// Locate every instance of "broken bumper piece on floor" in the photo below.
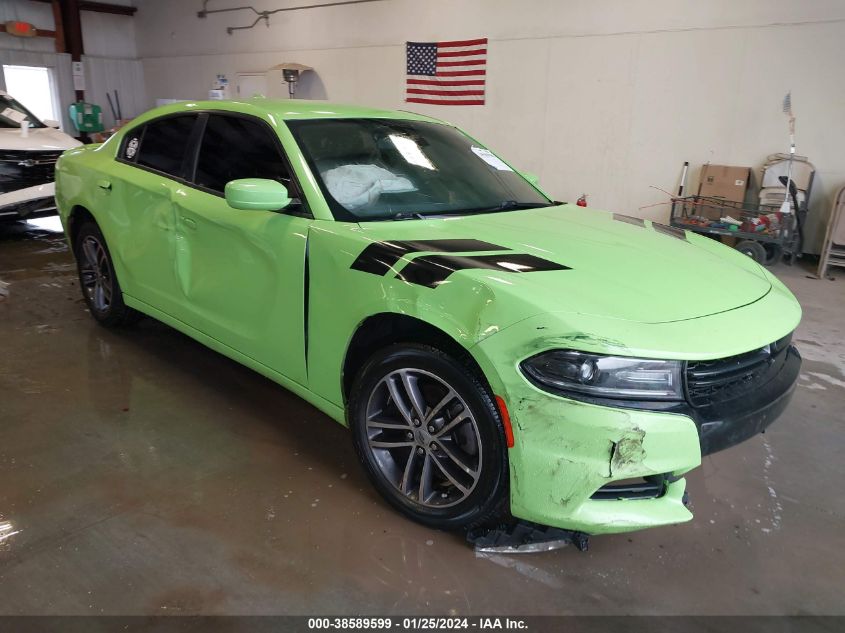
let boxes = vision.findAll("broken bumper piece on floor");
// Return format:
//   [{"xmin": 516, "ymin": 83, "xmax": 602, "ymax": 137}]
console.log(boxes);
[{"xmin": 468, "ymin": 521, "xmax": 590, "ymax": 554}]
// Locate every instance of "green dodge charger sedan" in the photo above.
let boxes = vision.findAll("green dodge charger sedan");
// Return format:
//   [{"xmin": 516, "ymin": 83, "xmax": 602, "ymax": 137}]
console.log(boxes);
[{"xmin": 55, "ymin": 98, "xmax": 801, "ymax": 535}]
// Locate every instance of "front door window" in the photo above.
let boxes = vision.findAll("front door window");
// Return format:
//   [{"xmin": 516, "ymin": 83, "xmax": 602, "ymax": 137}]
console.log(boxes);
[{"xmin": 193, "ymin": 114, "xmax": 292, "ymax": 194}]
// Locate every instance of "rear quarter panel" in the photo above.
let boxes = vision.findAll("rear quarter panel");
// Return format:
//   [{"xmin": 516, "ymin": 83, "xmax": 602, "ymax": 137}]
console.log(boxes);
[
  {"xmin": 56, "ymin": 140, "xmax": 145, "ymax": 298},
  {"xmin": 56, "ymin": 141, "xmax": 116, "ymax": 240}
]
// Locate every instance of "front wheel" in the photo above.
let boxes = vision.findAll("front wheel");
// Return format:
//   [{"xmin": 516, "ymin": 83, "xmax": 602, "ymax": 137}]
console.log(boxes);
[
  {"xmin": 348, "ymin": 344, "xmax": 509, "ymax": 530},
  {"xmin": 74, "ymin": 221, "xmax": 139, "ymax": 327}
]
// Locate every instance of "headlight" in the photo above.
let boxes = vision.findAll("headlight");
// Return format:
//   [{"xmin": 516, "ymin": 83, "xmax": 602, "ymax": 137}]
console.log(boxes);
[{"xmin": 520, "ymin": 350, "xmax": 684, "ymax": 401}]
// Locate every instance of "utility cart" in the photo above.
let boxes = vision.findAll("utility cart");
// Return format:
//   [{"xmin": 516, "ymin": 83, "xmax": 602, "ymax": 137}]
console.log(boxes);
[{"xmin": 670, "ymin": 196, "xmax": 800, "ymax": 266}]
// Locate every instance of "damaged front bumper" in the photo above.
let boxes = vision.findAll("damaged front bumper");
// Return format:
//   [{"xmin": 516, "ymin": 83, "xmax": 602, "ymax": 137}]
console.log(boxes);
[
  {"xmin": 500, "ymin": 393, "xmax": 699, "ymax": 534},
  {"xmin": 471, "ymin": 288, "xmax": 801, "ymax": 535}
]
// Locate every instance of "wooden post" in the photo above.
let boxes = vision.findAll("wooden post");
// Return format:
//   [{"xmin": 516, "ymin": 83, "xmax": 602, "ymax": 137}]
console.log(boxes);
[
  {"xmin": 61, "ymin": 0, "xmax": 85, "ymax": 101},
  {"xmin": 51, "ymin": 0, "xmax": 65, "ymax": 54}
]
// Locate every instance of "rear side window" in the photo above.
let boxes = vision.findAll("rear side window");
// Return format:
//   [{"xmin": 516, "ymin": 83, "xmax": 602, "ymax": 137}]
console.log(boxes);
[
  {"xmin": 121, "ymin": 128, "xmax": 142, "ymax": 162},
  {"xmin": 194, "ymin": 114, "xmax": 291, "ymax": 194},
  {"xmin": 134, "ymin": 115, "xmax": 197, "ymax": 177}
]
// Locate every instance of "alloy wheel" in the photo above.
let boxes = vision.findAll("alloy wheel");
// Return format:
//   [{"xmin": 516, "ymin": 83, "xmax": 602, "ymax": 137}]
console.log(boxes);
[
  {"xmin": 364, "ymin": 368, "xmax": 482, "ymax": 508},
  {"xmin": 79, "ymin": 235, "xmax": 113, "ymax": 313}
]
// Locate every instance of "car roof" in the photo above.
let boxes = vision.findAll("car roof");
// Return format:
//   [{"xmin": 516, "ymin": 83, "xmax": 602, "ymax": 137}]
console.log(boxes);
[{"xmin": 134, "ymin": 97, "xmax": 446, "ymax": 125}]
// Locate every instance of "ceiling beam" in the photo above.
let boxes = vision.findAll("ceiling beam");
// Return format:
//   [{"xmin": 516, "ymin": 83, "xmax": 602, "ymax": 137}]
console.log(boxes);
[
  {"xmin": 78, "ymin": 1, "xmax": 137, "ymax": 16},
  {"xmin": 30, "ymin": 0, "xmax": 137, "ymax": 17}
]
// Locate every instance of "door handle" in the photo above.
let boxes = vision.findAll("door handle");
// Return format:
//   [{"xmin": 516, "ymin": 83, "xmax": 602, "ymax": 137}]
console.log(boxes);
[
  {"xmin": 181, "ymin": 216, "xmax": 198, "ymax": 230},
  {"xmin": 97, "ymin": 179, "xmax": 111, "ymax": 191}
]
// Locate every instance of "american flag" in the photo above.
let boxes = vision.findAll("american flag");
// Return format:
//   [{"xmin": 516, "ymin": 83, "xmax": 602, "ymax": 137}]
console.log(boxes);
[{"xmin": 406, "ymin": 38, "xmax": 487, "ymax": 106}]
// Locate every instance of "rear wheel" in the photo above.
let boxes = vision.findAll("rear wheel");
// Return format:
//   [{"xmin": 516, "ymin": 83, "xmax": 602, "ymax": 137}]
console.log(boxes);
[
  {"xmin": 74, "ymin": 221, "xmax": 139, "ymax": 327},
  {"xmin": 348, "ymin": 344, "xmax": 509, "ymax": 530}
]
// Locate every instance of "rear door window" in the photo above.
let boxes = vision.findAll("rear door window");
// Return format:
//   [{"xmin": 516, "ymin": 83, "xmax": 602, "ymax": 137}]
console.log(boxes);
[
  {"xmin": 134, "ymin": 115, "xmax": 197, "ymax": 178},
  {"xmin": 193, "ymin": 114, "xmax": 291, "ymax": 194}
]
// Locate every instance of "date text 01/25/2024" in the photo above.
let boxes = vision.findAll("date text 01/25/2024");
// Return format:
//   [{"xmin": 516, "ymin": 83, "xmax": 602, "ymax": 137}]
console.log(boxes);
[{"xmin": 307, "ymin": 617, "xmax": 528, "ymax": 630}]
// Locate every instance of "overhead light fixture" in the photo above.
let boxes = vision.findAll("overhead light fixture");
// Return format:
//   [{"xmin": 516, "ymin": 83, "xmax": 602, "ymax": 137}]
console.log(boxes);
[{"xmin": 270, "ymin": 63, "xmax": 313, "ymax": 98}]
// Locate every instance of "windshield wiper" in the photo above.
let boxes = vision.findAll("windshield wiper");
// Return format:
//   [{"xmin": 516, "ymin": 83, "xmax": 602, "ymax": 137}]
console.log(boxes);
[{"xmin": 458, "ymin": 200, "xmax": 556, "ymax": 215}]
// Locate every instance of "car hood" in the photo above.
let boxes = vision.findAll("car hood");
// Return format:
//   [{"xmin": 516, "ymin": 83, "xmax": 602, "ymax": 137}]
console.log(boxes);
[
  {"xmin": 356, "ymin": 204, "xmax": 772, "ymax": 324},
  {"xmin": 0, "ymin": 127, "xmax": 82, "ymax": 151}
]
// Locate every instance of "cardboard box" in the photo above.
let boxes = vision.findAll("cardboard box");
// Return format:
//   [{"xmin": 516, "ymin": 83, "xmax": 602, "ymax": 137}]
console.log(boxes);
[{"xmin": 698, "ymin": 164, "xmax": 751, "ymax": 203}]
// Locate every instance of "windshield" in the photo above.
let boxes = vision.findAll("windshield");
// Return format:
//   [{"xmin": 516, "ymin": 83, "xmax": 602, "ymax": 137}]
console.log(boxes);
[
  {"xmin": 287, "ymin": 118, "xmax": 552, "ymax": 221},
  {"xmin": 0, "ymin": 93, "xmax": 45, "ymax": 129}
]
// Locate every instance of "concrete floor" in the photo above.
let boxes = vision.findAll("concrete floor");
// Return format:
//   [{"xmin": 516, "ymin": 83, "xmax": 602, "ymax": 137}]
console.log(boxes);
[{"xmin": 1, "ymin": 217, "xmax": 844, "ymax": 616}]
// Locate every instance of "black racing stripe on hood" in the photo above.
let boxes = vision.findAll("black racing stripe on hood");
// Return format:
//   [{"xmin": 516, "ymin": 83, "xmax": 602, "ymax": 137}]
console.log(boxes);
[
  {"xmin": 351, "ymin": 239, "xmax": 506, "ymax": 275},
  {"xmin": 396, "ymin": 253, "xmax": 570, "ymax": 288}
]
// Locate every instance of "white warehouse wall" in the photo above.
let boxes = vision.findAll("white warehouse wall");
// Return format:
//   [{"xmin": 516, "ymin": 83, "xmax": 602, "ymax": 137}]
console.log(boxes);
[
  {"xmin": 0, "ymin": 0, "xmax": 55, "ymax": 53},
  {"xmin": 0, "ymin": 0, "xmax": 145, "ymax": 130},
  {"xmin": 0, "ymin": 0, "xmax": 138, "ymax": 57},
  {"xmin": 135, "ymin": 1, "xmax": 845, "ymax": 250}
]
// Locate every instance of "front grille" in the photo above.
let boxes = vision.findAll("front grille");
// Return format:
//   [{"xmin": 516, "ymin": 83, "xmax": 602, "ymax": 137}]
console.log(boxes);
[
  {"xmin": 685, "ymin": 333, "xmax": 793, "ymax": 407},
  {"xmin": 0, "ymin": 149, "xmax": 62, "ymax": 194}
]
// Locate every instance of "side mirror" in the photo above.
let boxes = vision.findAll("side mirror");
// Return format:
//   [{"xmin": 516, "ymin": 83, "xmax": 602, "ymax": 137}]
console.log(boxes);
[
  {"xmin": 521, "ymin": 171, "xmax": 540, "ymax": 187},
  {"xmin": 224, "ymin": 178, "xmax": 292, "ymax": 211},
  {"xmin": 43, "ymin": 119, "xmax": 61, "ymax": 129}
]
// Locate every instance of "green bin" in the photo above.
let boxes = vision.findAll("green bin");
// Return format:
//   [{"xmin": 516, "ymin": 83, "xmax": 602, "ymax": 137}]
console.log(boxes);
[{"xmin": 68, "ymin": 101, "xmax": 104, "ymax": 133}]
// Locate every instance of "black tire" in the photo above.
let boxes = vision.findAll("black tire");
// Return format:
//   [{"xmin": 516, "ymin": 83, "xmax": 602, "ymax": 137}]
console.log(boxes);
[
  {"xmin": 74, "ymin": 221, "xmax": 139, "ymax": 327},
  {"xmin": 735, "ymin": 240, "xmax": 767, "ymax": 264},
  {"xmin": 348, "ymin": 343, "xmax": 509, "ymax": 531},
  {"xmin": 762, "ymin": 243, "xmax": 784, "ymax": 267}
]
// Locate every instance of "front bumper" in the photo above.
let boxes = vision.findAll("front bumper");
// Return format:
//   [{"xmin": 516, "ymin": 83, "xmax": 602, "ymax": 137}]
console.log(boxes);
[
  {"xmin": 505, "ymin": 393, "xmax": 699, "ymax": 534},
  {"xmin": 494, "ymin": 350, "xmax": 797, "ymax": 535},
  {"xmin": 471, "ymin": 291, "xmax": 801, "ymax": 534}
]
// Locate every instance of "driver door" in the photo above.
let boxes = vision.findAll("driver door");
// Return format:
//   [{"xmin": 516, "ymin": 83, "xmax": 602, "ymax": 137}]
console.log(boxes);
[{"xmin": 171, "ymin": 113, "xmax": 311, "ymax": 385}]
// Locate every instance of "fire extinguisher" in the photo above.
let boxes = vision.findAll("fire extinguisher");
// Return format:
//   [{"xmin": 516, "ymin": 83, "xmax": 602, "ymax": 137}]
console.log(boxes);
[{"xmin": 576, "ymin": 194, "xmax": 588, "ymax": 207}]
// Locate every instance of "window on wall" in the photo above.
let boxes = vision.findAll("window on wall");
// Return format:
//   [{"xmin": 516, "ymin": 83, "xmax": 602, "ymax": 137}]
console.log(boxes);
[{"xmin": 2, "ymin": 65, "xmax": 58, "ymax": 123}]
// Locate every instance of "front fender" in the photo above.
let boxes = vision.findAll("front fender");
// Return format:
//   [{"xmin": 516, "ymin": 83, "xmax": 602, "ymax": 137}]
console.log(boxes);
[{"xmin": 305, "ymin": 223, "xmax": 542, "ymax": 408}]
